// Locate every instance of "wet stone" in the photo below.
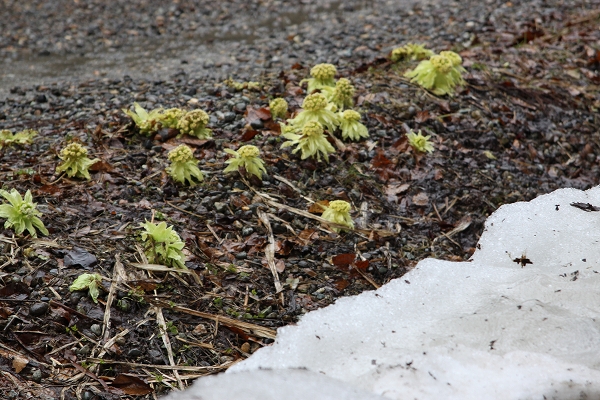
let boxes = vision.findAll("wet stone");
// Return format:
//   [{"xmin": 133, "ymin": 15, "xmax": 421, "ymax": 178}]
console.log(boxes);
[
  {"xmin": 32, "ymin": 369, "xmax": 42, "ymax": 383},
  {"xmin": 76, "ymin": 345, "xmax": 91, "ymax": 355},
  {"xmin": 242, "ymin": 227, "xmax": 254, "ymax": 236},
  {"xmin": 214, "ymin": 202, "xmax": 227, "ymax": 212},
  {"xmin": 234, "ymin": 102, "xmax": 246, "ymax": 112},
  {"xmin": 235, "ymin": 252, "xmax": 247, "ymax": 260},
  {"xmin": 127, "ymin": 348, "xmax": 142, "ymax": 357},
  {"xmin": 250, "ymin": 119, "xmax": 264, "ymax": 129},
  {"xmin": 223, "ymin": 111, "xmax": 236, "ymax": 122},
  {"xmin": 29, "ymin": 302, "xmax": 49, "ymax": 316},
  {"xmin": 90, "ymin": 324, "xmax": 102, "ymax": 336},
  {"xmin": 64, "ymin": 247, "xmax": 97, "ymax": 269}
]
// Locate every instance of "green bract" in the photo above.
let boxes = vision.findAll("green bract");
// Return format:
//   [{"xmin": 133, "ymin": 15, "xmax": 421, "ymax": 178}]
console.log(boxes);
[
  {"xmin": 391, "ymin": 43, "xmax": 434, "ymax": 62},
  {"xmin": 321, "ymin": 200, "xmax": 354, "ymax": 232},
  {"xmin": 56, "ymin": 143, "xmax": 100, "ymax": 180},
  {"xmin": 338, "ymin": 110, "xmax": 369, "ymax": 141},
  {"xmin": 281, "ymin": 120, "xmax": 335, "ymax": 162},
  {"xmin": 69, "ymin": 273, "xmax": 103, "ymax": 303},
  {"xmin": 177, "ymin": 109, "xmax": 212, "ymax": 139},
  {"xmin": 0, "ymin": 189, "xmax": 48, "ymax": 237},
  {"xmin": 407, "ymin": 130, "xmax": 434, "ymax": 153},
  {"xmin": 269, "ymin": 98, "xmax": 288, "ymax": 120},
  {"xmin": 141, "ymin": 221, "xmax": 187, "ymax": 269},
  {"xmin": 223, "ymin": 145, "xmax": 267, "ymax": 179},
  {"xmin": 404, "ymin": 51, "xmax": 466, "ymax": 96},
  {"xmin": 303, "ymin": 63, "xmax": 337, "ymax": 93},
  {"xmin": 123, "ymin": 102, "xmax": 164, "ymax": 135},
  {"xmin": 0, "ymin": 129, "xmax": 37, "ymax": 149},
  {"xmin": 287, "ymin": 93, "xmax": 338, "ymax": 132},
  {"xmin": 167, "ymin": 145, "xmax": 204, "ymax": 186}
]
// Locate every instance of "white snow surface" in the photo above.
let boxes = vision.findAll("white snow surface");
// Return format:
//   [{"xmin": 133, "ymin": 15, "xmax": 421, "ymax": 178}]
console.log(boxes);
[{"xmin": 164, "ymin": 187, "xmax": 600, "ymax": 400}]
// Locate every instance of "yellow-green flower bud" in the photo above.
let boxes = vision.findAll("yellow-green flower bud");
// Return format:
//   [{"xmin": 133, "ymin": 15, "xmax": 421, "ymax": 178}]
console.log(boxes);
[
  {"xmin": 177, "ymin": 109, "xmax": 212, "ymax": 139},
  {"xmin": 237, "ymin": 144, "xmax": 260, "ymax": 158},
  {"xmin": 269, "ymin": 98, "xmax": 288, "ymax": 120},
  {"xmin": 161, "ymin": 108, "xmax": 185, "ymax": 129},
  {"xmin": 341, "ymin": 110, "xmax": 361, "ymax": 122},
  {"xmin": 430, "ymin": 55, "xmax": 453, "ymax": 74},
  {"xmin": 302, "ymin": 93, "xmax": 328, "ymax": 112},
  {"xmin": 303, "ymin": 121, "xmax": 324, "ymax": 137},
  {"xmin": 321, "ymin": 200, "xmax": 354, "ymax": 232},
  {"xmin": 310, "ymin": 63, "xmax": 337, "ymax": 81},
  {"xmin": 168, "ymin": 144, "xmax": 195, "ymax": 163},
  {"xmin": 60, "ymin": 143, "xmax": 88, "ymax": 160},
  {"xmin": 407, "ymin": 130, "xmax": 434, "ymax": 154},
  {"xmin": 439, "ymin": 51, "xmax": 462, "ymax": 67}
]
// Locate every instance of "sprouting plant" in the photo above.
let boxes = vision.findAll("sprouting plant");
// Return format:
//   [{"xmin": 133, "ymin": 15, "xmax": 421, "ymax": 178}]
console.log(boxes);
[
  {"xmin": 321, "ymin": 200, "xmax": 354, "ymax": 232},
  {"xmin": 404, "ymin": 51, "xmax": 466, "ymax": 96},
  {"xmin": 0, "ymin": 189, "xmax": 48, "ymax": 237},
  {"xmin": 123, "ymin": 102, "xmax": 164, "ymax": 135},
  {"xmin": 281, "ymin": 120, "xmax": 335, "ymax": 162},
  {"xmin": 338, "ymin": 110, "xmax": 369, "ymax": 141},
  {"xmin": 55, "ymin": 142, "xmax": 100, "ymax": 180},
  {"xmin": 322, "ymin": 78, "xmax": 356, "ymax": 110},
  {"xmin": 160, "ymin": 108, "xmax": 185, "ymax": 129},
  {"xmin": 177, "ymin": 109, "xmax": 212, "ymax": 139},
  {"xmin": 223, "ymin": 145, "xmax": 267, "ymax": 179},
  {"xmin": 69, "ymin": 273, "xmax": 103, "ymax": 303},
  {"xmin": 140, "ymin": 221, "xmax": 187, "ymax": 269},
  {"xmin": 0, "ymin": 129, "xmax": 37, "ymax": 149},
  {"xmin": 287, "ymin": 93, "xmax": 338, "ymax": 132},
  {"xmin": 302, "ymin": 63, "xmax": 337, "ymax": 93},
  {"xmin": 166, "ymin": 144, "xmax": 204, "ymax": 186},
  {"xmin": 407, "ymin": 129, "xmax": 434, "ymax": 153},
  {"xmin": 224, "ymin": 78, "xmax": 261, "ymax": 91},
  {"xmin": 391, "ymin": 43, "xmax": 434, "ymax": 62},
  {"xmin": 269, "ymin": 98, "xmax": 288, "ymax": 120}
]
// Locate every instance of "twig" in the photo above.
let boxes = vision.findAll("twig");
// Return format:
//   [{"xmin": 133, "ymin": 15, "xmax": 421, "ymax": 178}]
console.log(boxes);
[
  {"xmin": 86, "ymin": 358, "xmax": 234, "ymax": 371},
  {"xmin": 154, "ymin": 306, "xmax": 184, "ymax": 390},
  {"xmin": 148, "ymin": 299, "xmax": 276, "ymax": 339},
  {"xmin": 257, "ymin": 210, "xmax": 284, "ymax": 294}
]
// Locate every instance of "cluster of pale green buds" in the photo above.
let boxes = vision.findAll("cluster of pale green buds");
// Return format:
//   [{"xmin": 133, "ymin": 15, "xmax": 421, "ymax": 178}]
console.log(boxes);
[{"xmin": 56, "ymin": 142, "xmax": 100, "ymax": 180}]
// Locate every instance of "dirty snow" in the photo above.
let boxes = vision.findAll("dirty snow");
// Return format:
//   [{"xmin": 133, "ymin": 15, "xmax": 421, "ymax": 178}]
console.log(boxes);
[{"xmin": 164, "ymin": 187, "xmax": 600, "ymax": 399}]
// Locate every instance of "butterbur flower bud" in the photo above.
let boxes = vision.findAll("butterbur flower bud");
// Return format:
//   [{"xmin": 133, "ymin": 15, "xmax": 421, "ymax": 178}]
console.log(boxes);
[
  {"xmin": 160, "ymin": 108, "xmax": 185, "ymax": 129},
  {"xmin": 303, "ymin": 63, "xmax": 337, "ymax": 93},
  {"xmin": 302, "ymin": 93, "xmax": 328, "ymax": 111},
  {"xmin": 177, "ymin": 109, "xmax": 212, "ymax": 139},
  {"xmin": 269, "ymin": 98, "xmax": 288, "ymax": 120},
  {"xmin": 281, "ymin": 121, "xmax": 335, "ymax": 162},
  {"xmin": 391, "ymin": 43, "xmax": 434, "ymax": 62},
  {"xmin": 323, "ymin": 78, "xmax": 356, "ymax": 110},
  {"xmin": 285, "ymin": 93, "xmax": 339, "ymax": 133},
  {"xmin": 321, "ymin": 200, "xmax": 354, "ymax": 232},
  {"xmin": 167, "ymin": 144, "xmax": 204, "ymax": 186},
  {"xmin": 223, "ymin": 145, "xmax": 267, "ymax": 179},
  {"xmin": 56, "ymin": 143, "xmax": 99, "ymax": 180},
  {"xmin": 404, "ymin": 52, "xmax": 466, "ymax": 96},
  {"xmin": 338, "ymin": 110, "xmax": 369, "ymax": 141},
  {"xmin": 407, "ymin": 130, "xmax": 434, "ymax": 154}
]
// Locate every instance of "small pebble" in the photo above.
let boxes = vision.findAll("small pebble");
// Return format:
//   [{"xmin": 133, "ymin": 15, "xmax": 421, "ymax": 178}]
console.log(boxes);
[
  {"xmin": 90, "ymin": 324, "xmax": 102, "ymax": 336},
  {"xmin": 214, "ymin": 202, "xmax": 227, "ymax": 212},
  {"xmin": 32, "ymin": 369, "xmax": 42, "ymax": 383},
  {"xmin": 235, "ymin": 252, "xmax": 247, "ymax": 260},
  {"xmin": 127, "ymin": 348, "xmax": 142, "ymax": 357},
  {"xmin": 29, "ymin": 303, "xmax": 49, "ymax": 317},
  {"xmin": 242, "ymin": 227, "xmax": 254, "ymax": 236}
]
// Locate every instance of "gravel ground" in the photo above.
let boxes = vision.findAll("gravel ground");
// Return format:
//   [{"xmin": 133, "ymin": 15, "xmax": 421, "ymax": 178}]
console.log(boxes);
[{"xmin": 0, "ymin": 0, "xmax": 599, "ymax": 398}]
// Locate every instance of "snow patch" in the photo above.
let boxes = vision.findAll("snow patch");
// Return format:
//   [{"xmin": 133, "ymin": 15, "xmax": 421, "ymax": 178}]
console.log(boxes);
[{"xmin": 164, "ymin": 187, "xmax": 600, "ymax": 399}]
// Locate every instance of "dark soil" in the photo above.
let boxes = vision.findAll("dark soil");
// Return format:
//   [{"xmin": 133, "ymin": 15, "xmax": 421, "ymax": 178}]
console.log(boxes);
[{"xmin": 0, "ymin": 0, "xmax": 599, "ymax": 398}]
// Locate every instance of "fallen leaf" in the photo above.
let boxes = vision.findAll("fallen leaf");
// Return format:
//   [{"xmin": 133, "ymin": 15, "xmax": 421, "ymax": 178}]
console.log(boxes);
[
  {"xmin": 412, "ymin": 192, "xmax": 429, "ymax": 206},
  {"xmin": 111, "ymin": 374, "xmax": 153, "ymax": 395},
  {"xmin": 12, "ymin": 356, "xmax": 29, "ymax": 373},
  {"xmin": 308, "ymin": 201, "xmax": 329, "ymax": 214},
  {"xmin": 333, "ymin": 278, "xmax": 350, "ymax": 291},
  {"xmin": 332, "ymin": 253, "xmax": 356, "ymax": 267},
  {"xmin": 385, "ymin": 183, "xmax": 410, "ymax": 203},
  {"xmin": 355, "ymin": 260, "xmax": 370, "ymax": 271}
]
